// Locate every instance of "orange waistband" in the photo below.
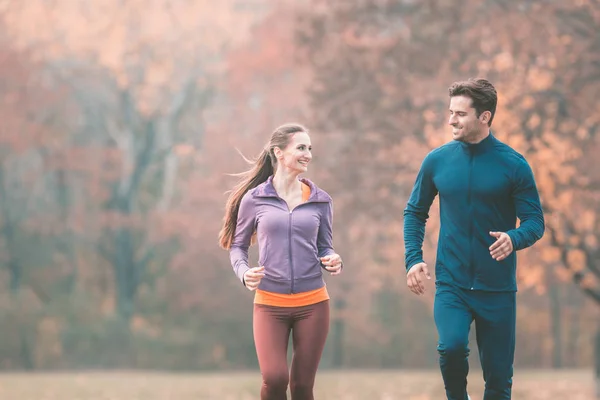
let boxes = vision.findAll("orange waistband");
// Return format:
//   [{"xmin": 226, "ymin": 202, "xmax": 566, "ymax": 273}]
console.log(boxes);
[{"xmin": 254, "ymin": 286, "xmax": 329, "ymax": 307}]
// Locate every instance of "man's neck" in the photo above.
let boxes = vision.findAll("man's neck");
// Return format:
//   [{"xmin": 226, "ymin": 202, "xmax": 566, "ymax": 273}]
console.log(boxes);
[{"xmin": 464, "ymin": 129, "xmax": 490, "ymax": 144}]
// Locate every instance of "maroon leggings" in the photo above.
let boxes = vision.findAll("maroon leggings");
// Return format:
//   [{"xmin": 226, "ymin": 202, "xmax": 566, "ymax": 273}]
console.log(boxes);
[{"xmin": 253, "ymin": 300, "xmax": 330, "ymax": 400}]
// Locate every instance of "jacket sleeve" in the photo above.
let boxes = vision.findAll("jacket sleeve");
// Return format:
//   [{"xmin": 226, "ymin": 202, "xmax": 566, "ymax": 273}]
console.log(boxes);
[
  {"xmin": 229, "ymin": 192, "xmax": 256, "ymax": 284},
  {"xmin": 403, "ymin": 152, "xmax": 438, "ymax": 272},
  {"xmin": 506, "ymin": 159, "xmax": 545, "ymax": 250},
  {"xmin": 317, "ymin": 200, "xmax": 336, "ymax": 260}
]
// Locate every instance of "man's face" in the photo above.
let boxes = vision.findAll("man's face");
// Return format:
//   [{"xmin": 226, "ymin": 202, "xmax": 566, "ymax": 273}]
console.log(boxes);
[{"xmin": 448, "ymin": 95, "xmax": 483, "ymax": 143}]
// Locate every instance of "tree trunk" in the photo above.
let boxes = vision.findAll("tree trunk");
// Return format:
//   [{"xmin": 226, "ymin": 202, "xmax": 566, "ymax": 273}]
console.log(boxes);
[
  {"xmin": 595, "ymin": 325, "xmax": 600, "ymax": 398},
  {"xmin": 0, "ymin": 169, "xmax": 22, "ymax": 292},
  {"xmin": 105, "ymin": 119, "xmax": 157, "ymax": 323},
  {"xmin": 548, "ymin": 276, "xmax": 563, "ymax": 368},
  {"xmin": 113, "ymin": 229, "xmax": 136, "ymax": 324},
  {"xmin": 19, "ymin": 325, "xmax": 34, "ymax": 370},
  {"xmin": 565, "ymin": 285, "xmax": 582, "ymax": 367},
  {"xmin": 55, "ymin": 168, "xmax": 78, "ymax": 293}
]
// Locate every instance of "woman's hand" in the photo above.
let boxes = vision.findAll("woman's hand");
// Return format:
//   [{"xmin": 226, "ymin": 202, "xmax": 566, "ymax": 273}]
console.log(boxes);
[
  {"xmin": 243, "ymin": 266, "xmax": 265, "ymax": 290},
  {"xmin": 320, "ymin": 254, "xmax": 343, "ymax": 275}
]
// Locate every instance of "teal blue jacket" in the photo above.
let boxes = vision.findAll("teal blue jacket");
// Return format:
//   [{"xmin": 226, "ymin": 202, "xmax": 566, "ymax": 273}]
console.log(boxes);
[{"xmin": 403, "ymin": 133, "xmax": 544, "ymax": 291}]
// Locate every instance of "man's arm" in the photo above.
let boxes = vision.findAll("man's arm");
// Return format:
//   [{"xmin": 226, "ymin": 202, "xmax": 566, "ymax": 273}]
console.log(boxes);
[
  {"xmin": 403, "ymin": 153, "xmax": 438, "ymax": 271},
  {"xmin": 506, "ymin": 158, "xmax": 545, "ymax": 250}
]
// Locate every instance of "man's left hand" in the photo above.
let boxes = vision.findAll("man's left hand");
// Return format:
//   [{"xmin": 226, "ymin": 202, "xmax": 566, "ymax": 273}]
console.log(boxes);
[{"xmin": 489, "ymin": 231, "xmax": 514, "ymax": 261}]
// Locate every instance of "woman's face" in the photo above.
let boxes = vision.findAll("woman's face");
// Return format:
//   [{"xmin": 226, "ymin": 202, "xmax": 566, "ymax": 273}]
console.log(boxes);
[{"xmin": 277, "ymin": 132, "xmax": 312, "ymax": 174}]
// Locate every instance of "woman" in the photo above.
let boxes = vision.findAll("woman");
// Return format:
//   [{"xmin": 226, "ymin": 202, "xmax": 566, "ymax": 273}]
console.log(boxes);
[{"xmin": 219, "ymin": 123, "xmax": 343, "ymax": 400}]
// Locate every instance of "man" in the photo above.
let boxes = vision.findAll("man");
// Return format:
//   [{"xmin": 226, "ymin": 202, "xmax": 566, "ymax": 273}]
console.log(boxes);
[{"xmin": 403, "ymin": 78, "xmax": 545, "ymax": 400}]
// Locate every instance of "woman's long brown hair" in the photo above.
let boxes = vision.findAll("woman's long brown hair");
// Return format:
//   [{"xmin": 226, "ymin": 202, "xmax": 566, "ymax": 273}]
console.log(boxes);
[{"xmin": 218, "ymin": 123, "xmax": 308, "ymax": 250}]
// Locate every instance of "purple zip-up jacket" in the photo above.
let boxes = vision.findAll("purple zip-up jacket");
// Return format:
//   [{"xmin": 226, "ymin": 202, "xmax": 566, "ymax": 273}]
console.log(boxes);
[{"xmin": 229, "ymin": 176, "xmax": 337, "ymax": 294}]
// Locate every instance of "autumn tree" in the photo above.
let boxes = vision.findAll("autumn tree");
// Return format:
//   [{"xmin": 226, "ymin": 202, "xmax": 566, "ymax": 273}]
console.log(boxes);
[
  {"xmin": 0, "ymin": 0, "xmax": 271, "ymax": 368},
  {"xmin": 0, "ymin": 27, "xmax": 71, "ymax": 368},
  {"xmin": 5, "ymin": 1, "xmax": 240, "ymax": 328},
  {"xmin": 297, "ymin": 0, "xmax": 600, "ymax": 368}
]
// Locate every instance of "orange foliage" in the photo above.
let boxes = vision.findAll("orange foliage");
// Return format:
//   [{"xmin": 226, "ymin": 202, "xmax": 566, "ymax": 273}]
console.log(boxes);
[{"xmin": 298, "ymin": 0, "xmax": 600, "ymax": 305}]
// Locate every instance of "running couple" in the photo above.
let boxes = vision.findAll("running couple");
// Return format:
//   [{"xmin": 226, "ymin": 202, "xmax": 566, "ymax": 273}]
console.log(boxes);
[{"xmin": 220, "ymin": 78, "xmax": 545, "ymax": 400}]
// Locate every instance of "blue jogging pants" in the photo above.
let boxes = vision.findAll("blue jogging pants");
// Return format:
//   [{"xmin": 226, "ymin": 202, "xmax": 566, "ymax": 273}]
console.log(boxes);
[{"xmin": 434, "ymin": 283, "xmax": 516, "ymax": 400}]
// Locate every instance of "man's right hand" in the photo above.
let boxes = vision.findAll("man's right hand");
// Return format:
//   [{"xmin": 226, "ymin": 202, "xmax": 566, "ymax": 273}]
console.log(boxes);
[
  {"xmin": 406, "ymin": 262, "xmax": 431, "ymax": 295},
  {"xmin": 243, "ymin": 266, "xmax": 265, "ymax": 291}
]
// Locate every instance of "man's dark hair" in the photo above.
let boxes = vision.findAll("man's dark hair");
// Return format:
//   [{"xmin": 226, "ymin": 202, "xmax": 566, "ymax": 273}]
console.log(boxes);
[{"xmin": 449, "ymin": 78, "xmax": 497, "ymax": 127}]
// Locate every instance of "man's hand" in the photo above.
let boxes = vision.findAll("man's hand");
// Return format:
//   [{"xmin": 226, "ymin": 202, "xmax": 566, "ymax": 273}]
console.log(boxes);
[
  {"xmin": 406, "ymin": 262, "xmax": 431, "ymax": 295},
  {"xmin": 321, "ymin": 254, "xmax": 343, "ymax": 275},
  {"xmin": 243, "ymin": 266, "xmax": 265, "ymax": 291},
  {"xmin": 489, "ymin": 231, "xmax": 514, "ymax": 261}
]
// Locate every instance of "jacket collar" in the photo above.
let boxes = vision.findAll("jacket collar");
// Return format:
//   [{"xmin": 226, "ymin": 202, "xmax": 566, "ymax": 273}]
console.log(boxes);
[
  {"xmin": 460, "ymin": 131, "xmax": 496, "ymax": 154},
  {"xmin": 254, "ymin": 175, "xmax": 331, "ymax": 203}
]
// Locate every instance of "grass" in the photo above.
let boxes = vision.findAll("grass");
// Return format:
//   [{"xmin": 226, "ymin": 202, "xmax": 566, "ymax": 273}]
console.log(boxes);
[{"xmin": 0, "ymin": 369, "xmax": 594, "ymax": 399}]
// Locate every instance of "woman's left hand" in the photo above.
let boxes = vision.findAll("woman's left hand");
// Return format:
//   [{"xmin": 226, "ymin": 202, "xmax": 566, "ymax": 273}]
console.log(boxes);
[{"xmin": 320, "ymin": 254, "xmax": 343, "ymax": 275}]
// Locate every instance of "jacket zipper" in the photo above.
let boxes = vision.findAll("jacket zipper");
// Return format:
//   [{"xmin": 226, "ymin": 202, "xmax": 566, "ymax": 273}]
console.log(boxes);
[
  {"xmin": 289, "ymin": 210, "xmax": 294, "ymax": 294},
  {"xmin": 286, "ymin": 201, "xmax": 313, "ymax": 294},
  {"xmin": 272, "ymin": 197, "xmax": 317, "ymax": 295},
  {"xmin": 468, "ymin": 151, "xmax": 474, "ymax": 290}
]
